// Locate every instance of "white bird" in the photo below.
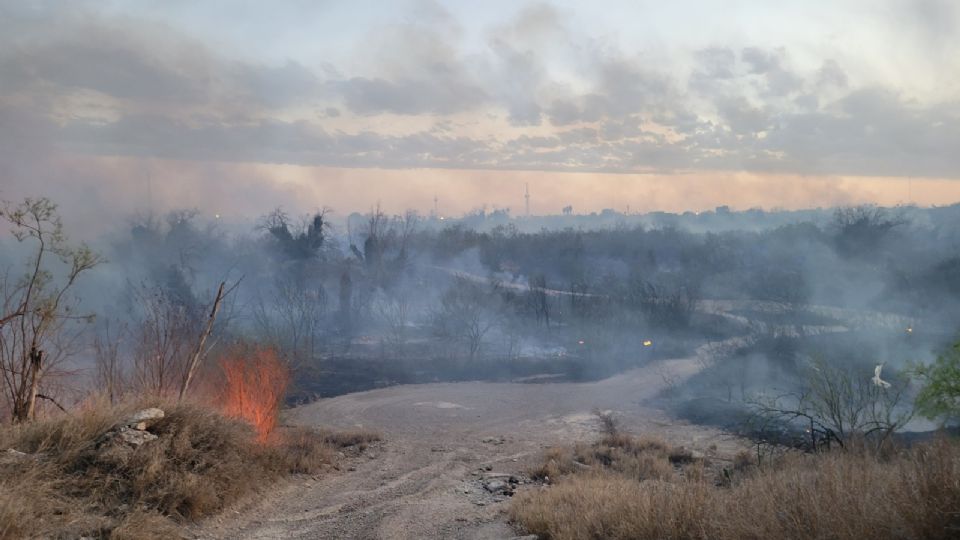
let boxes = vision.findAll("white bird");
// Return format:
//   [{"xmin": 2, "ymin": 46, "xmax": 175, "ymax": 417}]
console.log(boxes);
[{"xmin": 872, "ymin": 364, "xmax": 891, "ymax": 388}]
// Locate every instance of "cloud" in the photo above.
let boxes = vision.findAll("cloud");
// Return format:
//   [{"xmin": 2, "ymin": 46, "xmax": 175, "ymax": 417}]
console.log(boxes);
[
  {"xmin": 0, "ymin": 0, "xmax": 958, "ymax": 186},
  {"xmin": 816, "ymin": 59, "xmax": 848, "ymax": 89},
  {"xmin": 754, "ymin": 88, "xmax": 960, "ymax": 177},
  {"xmin": 232, "ymin": 60, "xmax": 321, "ymax": 108},
  {"xmin": 331, "ymin": 77, "xmax": 486, "ymax": 116},
  {"xmin": 0, "ymin": 24, "xmax": 207, "ymax": 103},
  {"xmin": 695, "ymin": 47, "xmax": 737, "ymax": 80}
]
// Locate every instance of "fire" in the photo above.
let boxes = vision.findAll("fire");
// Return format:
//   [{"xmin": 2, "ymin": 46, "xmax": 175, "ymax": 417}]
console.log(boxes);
[
  {"xmin": 643, "ymin": 340, "xmax": 653, "ymax": 347},
  {"xmin": 218, "ymin": 346, "xmax": 290, "ymax": 443}
]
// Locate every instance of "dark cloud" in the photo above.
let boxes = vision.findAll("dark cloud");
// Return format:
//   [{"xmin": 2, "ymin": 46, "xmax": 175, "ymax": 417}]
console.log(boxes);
[
  {"xmin": 543, "ymin": 62, "xmax": 673, "ymax": 127},
  {"xmin": 816, "ymin": 59, "xmax": 848, "ymax": 89},
  {"xmin": 736, "ymin": 47, "xmax": 803, "ymax": 96},
  {"xmin": 728, "ymin": 88, "xmax": 960, "ymax": 176},
  {"xmin": 695, "ymin": 47, "xmax": 737, "ymax": 79},
  {"xmin": 546, "ymin": 98, "xmax": 598, "ymax": 126},
  {"xmin": 232, "ymin": 60, "xmax": 321, "ymax": 108},
  {"xmin": 0, "ymin": 19, "xmax": 332, "ymax": 115},
  {"xmin": 1, "ymin": 26, "xmax": 206, "ymax": 103},
  {"xmin": 485, "ymin": 39, "xmax": 544, "ymax": 126},
  {"xmin": 331, "ymin": 77, "xmax": 486, "ymax": 116},
  {"xmin": 715, "ymin": 96, "xmax": 770, "ymax": 135},
  {"xmin": 741, "ymin": 47, "xmax": 779, "ymax": 74}
]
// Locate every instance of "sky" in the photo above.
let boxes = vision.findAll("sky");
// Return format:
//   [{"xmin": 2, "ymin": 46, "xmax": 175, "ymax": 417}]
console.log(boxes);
[{"xmin": 1, "ymin": 0, "xmax": 959, "ymax": 233}]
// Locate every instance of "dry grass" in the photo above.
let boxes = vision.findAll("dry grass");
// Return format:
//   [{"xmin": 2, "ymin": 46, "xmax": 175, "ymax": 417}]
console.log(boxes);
[
  {"xmin": 317, "ymin": 427, "xmax": 381, "ymax": 450},
  {"xmin": 0, "ymin": 402, "xmax": 379, "ymax": 539},
  {"xmin": 531, "ymin": 433, "xmax": 678, "ymax": 483},
  {"xmin": 511, "ymin": 434, "xmax": 960, "ymax": 540}
]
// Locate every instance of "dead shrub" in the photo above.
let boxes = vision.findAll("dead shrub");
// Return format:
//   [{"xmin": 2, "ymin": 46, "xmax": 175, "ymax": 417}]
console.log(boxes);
[
  {"xmin": 593, "ymin": 408, "xmax": 619, "ymax": 437},
  {"xmin": 277, "ymin": 427, "xmax": 337, "ymax": 474},
  {"xmin": 732, "ymin": 449, "xmax": 754, "ymax": 472},
  {"xmin": 318, "ymin": 427, "xmax": 382, "ymax": 451}
]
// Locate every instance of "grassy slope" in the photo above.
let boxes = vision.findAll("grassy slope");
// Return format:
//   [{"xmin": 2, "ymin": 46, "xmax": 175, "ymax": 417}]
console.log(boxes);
[{"xmin": 0, "ymin": 403, "xmax": 378, "ymax": 539}]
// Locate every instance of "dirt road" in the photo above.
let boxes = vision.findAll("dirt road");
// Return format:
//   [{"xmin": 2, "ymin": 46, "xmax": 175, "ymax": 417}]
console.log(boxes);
[{"xmin": 193, "ymin": 355, "xmax": 742, "ymax": 540}]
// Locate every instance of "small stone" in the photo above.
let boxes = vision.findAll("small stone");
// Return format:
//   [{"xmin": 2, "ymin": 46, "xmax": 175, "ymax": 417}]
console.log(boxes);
[
  {"xmin": 484, "ymin": 480, "xmax": 509, "ymax": 494},
  {"xmin": 117, "ymin": 427, "xmax": 158, "ymax": 447},
  {"xmin": 126, "ymin": 408, "xmax": 164, "ymax": 427}
]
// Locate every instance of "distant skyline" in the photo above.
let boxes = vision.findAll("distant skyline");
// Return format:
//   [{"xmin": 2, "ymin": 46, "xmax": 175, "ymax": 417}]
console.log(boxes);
[{"xmin": 1, "ymin": 1, "xmax": 959, "ymax": 233}]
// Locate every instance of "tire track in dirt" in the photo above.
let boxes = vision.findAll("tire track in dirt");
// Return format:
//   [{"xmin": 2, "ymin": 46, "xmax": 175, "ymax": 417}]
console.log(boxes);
[{"xmin": 193, "ymin": 357, "xmax": 743, "ymax": 539}]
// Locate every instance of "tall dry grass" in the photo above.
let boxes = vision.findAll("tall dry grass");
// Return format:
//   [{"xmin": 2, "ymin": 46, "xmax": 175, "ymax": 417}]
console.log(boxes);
[
  {"xmin": 511, "ymin": 434, "xmax": 960, "ymax": 540},
  {"xmin": 0, "ymin": 402, "xmax": 379, "ymax": 539}
]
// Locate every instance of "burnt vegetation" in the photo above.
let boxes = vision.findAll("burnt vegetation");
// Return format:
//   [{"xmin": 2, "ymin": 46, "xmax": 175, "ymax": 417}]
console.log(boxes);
[
  {"xmin": 2, "ymin": 196, "xmax": 960, "ymax": 537},
  {"xmin": 4, "ymin": 199, "xmax": 960, "ymax": 405}
]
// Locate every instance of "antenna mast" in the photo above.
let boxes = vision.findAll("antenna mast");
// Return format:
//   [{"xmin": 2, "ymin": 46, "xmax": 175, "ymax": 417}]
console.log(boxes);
[{"xmin": 525, "ymin": 183, "xmax": 530, "ymax": 217}]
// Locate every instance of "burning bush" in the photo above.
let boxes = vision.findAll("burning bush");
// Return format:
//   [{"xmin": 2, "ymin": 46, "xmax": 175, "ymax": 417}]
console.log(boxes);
[{"xmin": 218, "ymin": 345, "xmax": 290, "ymax": 442}]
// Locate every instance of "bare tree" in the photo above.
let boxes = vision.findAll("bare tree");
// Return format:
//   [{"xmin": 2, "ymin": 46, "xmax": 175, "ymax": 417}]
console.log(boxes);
[
  {"xmin": 179, "ymin": 280, "xmax": 228, "ymax": 401},
  {"xmin": 0, "ymin": 198, "xmax": 101, "ymax": 422},
  {"xmin": 748, "ymin": 358, "xmax": 913, "ymax": 452},
  {"xmin": 129, "ymin": 282, "xmax": 194, "ymax": 398},
  {"xmin": 433, "ymin": 277, "xmax": 497, "ymax": 360},
  {"xmin": 127, "ymin": 278, "xmax": 235, "ymax": 400},
  {"xmin": 627, "ymin": 280, "xmax": 696, "ymax": 331},
  {"xmin": 93, "ymin": 323, "xmax": 125, "ymax": 405},
  {"xmin": 832, "ymin": 205, "xmax": 907, "ymax": 258},
  {"xmin": 373, "ymin": 290, "xmax": 411, "ymax": 350},
  {"xmin": 529, "ymin": 274, "xmax": 550, "ymax": 327},
  {"xmin": 260, "ymin": 207, "xmax": 330, "ymax": 260},
  {"xmin": 349, "ymin": 205, "xmax": 418, "ymax": 289},
  {"xmin": 252, "ymin": 272, "xmax": 327, "ymax": 368}
]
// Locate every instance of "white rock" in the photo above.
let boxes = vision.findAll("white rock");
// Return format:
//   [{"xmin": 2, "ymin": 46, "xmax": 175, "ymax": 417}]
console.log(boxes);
[
  {"xmin": 117, "ymin": 427, "xmax": 159, "ymax": 447},
  {"xmin": 126, "ymin": 408, "xmax": 164, "ymax": 427},
  {"xmin": 484, "ymin": 480, "xmax": 510, "ymax": 494}
]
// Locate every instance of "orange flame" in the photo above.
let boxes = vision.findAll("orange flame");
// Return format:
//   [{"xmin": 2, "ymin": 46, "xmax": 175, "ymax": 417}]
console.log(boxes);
[{"xmin": 218, "ymin": 346, "xmax": 289, "ymax": 443}]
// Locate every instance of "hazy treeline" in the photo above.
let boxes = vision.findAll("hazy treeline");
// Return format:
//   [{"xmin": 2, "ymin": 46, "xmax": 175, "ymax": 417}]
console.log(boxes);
[{"xmin": 3, "ymin": 199, "xmax": 960, "ymax": 408}]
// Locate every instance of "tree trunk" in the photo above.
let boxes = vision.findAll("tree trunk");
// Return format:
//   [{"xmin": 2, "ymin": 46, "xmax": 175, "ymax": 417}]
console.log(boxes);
[
  {"xmin": 17, "ymin": 347, "xmax": 43, "ymax": 422},
  {"xmin": 178, "ymin": 282, "xmax": 225, "ymax": 401}
]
